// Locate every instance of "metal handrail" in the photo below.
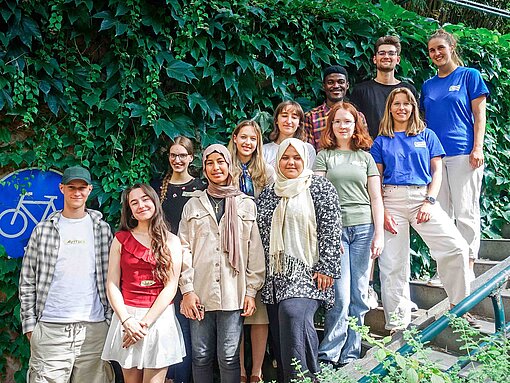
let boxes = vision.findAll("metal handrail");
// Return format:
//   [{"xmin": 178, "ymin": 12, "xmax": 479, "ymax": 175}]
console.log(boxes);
[{"xmin": 359, "ymin": 265, "xmax": 510, "ymax": 382}]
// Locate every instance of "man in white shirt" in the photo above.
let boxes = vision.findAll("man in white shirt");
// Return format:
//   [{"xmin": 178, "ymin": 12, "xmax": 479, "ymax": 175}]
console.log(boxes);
[{"xmin": 19, "ymin": 166, "xmax": 114, "ymax": 383}]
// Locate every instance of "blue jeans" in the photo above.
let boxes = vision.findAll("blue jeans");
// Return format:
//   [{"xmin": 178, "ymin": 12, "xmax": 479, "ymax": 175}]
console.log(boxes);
[
  {"xmin": 190, "ymin": 310, "xmax": 243, "ymax": 383},
  {"xmin": 319, "ymin": 223, "xmax": 373, "ymax": 364},
  {"xmin": 166, "ymin": 291, "xmax": 192, "ymax": 383}
]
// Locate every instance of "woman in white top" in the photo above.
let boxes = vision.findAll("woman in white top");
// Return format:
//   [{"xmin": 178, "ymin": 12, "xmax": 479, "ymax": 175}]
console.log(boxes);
[{"xmin": 263, "ymin": 101, "xmax": 316, "ymax": 170}]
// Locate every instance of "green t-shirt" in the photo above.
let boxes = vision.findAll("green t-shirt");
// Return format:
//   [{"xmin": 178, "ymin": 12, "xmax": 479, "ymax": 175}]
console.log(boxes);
[{"xmin": 314, "ymin": 149, "xmax": 379, "ymax": 227}]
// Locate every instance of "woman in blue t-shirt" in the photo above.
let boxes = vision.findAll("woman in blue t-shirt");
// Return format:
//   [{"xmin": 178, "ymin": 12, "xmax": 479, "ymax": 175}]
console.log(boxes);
[
  {"xmin": 371, "ymin": 88, "xmax": 470, "ymax": 331},
  {"xmin": 420, "ymin": 29, "xmax": 489, "ymax": 276}
]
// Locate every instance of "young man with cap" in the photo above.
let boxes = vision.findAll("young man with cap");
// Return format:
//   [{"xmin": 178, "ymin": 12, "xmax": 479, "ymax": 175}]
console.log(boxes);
[
  {"xmin": 305, "ymin": 65, "xmax": 366, "ymax": 151},
  {"xmin": 350, "ymin": 35, "xmax": 418, "ymax": 138},
  {"xmin": 19, "ymin": 165, "xmax": 114, "ymax": 383}
]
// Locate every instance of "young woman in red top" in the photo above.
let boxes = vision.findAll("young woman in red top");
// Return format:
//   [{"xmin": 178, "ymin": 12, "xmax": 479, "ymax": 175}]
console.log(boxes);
[{"xmin": 101, "ymin": 184, "xmax": 185, "ymax": 383}]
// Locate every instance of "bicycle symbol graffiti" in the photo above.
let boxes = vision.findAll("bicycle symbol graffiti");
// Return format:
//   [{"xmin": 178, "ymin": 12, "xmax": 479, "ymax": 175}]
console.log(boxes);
[
  {"xmin": 0, "ymin": 168, "xmax": 63, "ymax": 258},
  {"xmin": 0, "ymin": 193, "xmax": 59, "ymax": 238}
]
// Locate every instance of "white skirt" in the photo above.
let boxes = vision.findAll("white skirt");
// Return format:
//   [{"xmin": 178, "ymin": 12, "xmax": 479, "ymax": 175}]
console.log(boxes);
[{"xmin": 101, "ymin": 304, "xmax": 186, "ymax": 369}]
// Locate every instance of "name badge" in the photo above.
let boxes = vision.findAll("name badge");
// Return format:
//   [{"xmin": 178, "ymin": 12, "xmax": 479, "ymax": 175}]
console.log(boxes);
[
  {"xmin": 414, "ymin": 141, "xmax": 427, "ymax": 148},
  {"xmin": 141, "ymin": 280, "xmax": 156, "ymax": 287},
  {"xmin": 449, "ymin": 85, "xmax": 461, "ymax": 92}
]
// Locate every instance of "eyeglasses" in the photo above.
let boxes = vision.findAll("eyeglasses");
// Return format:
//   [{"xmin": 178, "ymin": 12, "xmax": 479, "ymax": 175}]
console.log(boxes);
[
  {"xmin": 377, "ymin": 50, "xmax": 398, "ymax": 57},
  {"xmin": 332, "ymin": 120, "xmax": 355, "ymax": 127},
  {"xmin": 169, "ymin": 153, "xmax": 189, "ymax": 161}
]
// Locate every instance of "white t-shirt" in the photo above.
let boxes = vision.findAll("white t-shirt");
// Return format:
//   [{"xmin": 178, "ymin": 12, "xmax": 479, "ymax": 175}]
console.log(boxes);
[
  {"xmin": 40, "ymin": 214, "xmax": 104, "ymax": 323},
  {"xmin": 263, "ymin": 141, "xmax": 317, "ymax": 170}
]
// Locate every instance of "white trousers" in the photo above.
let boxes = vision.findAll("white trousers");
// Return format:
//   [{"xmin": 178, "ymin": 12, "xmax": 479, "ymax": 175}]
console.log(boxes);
[
  {"xmin": 437, "ymin": 155, "xmax": 483, "ymax": 260},
  {"xmin": 380, "ymin": 185, "xmax": 470, "ymax": 330}
]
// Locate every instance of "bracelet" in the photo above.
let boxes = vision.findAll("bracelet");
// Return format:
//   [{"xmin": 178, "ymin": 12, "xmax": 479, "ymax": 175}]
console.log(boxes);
[{"xmin": 121, "ymin": 316, "xmax": 133, "ymax": 325}]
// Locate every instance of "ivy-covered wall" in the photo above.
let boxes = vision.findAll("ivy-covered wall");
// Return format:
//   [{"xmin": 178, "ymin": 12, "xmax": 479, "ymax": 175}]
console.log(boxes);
[{"xmin": 1, "ymin": 0, "xmax": 510, "ymax": 380}]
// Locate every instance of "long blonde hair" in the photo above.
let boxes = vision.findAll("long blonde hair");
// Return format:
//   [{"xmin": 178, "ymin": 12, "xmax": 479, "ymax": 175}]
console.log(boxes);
[
  {"xmin": 228, "ymin": 120, "xmax": 268, "ymax": 190},
  {"xmin": 379, "ymin": 88, "xmax": 425, "ymax": 137}
]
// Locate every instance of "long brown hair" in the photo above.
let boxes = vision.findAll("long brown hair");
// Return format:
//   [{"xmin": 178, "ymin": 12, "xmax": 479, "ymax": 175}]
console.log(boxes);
[
  {"xmin": 228, "ymin": 120, "xmax": 268, "ymax": 190},
  {"xmin": 120, "ymin": 183, "xmax": 173, "ymax": 284},
  {"xmin": 320, "ymin": 102, "xmax": 372, "ymax": 150},
  {"xmin": 428, "ymin": 29, "xmax": 464, "ymax": 66},
  {"xmin": 160, "ymin": 136, "xmax": 195, "ymax": 203},
  {"xmin": 379, "ymin": 88, "xmax": 425, "ymax": 137},
  {"xmin": 269, "ymin": 101, "xmax": 305, "ymax": 142}
]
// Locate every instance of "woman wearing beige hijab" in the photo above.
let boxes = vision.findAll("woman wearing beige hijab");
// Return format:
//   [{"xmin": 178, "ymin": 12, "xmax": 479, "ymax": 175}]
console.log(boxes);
[{"xmin": 256, "ymin": 138, "xmax": 342, "ymax": 383}]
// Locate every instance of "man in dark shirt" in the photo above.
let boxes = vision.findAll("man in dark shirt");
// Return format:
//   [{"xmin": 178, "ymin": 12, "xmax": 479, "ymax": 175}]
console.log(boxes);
[{"xmin": 350, "ymin": 36, "xmax": 418, "ymax": 138}]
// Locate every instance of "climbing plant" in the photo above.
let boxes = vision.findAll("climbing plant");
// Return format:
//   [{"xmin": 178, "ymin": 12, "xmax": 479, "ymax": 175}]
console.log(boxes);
[{"xmin": 0, "ymin": 0, "xmax": 509, "ymax": 380}]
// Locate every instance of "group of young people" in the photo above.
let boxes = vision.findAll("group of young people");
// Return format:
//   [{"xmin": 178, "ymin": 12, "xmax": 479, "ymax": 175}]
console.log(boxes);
[{"xmin": 19, "ymin": 28, "xmax": 488, "ymax": 383}]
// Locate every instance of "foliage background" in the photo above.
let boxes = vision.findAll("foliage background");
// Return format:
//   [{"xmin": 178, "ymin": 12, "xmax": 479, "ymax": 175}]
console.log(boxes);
[{"xmin": 1, "ymin": 0, "xmax": 509, "ymax": 380}]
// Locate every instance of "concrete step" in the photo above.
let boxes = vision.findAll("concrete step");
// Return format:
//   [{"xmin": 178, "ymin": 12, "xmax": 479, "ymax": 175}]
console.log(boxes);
[
  {"xmin": 349, "ymin": 257, "xmax": 510, "ymax": 381},
  {"xmin": 409, "ymin": 279, "xmax": 510, "ymax": 320},
  {"xmin": 410, "ymin": 280, "xmax": 448, "ymax": 309},
  {"xmin": 474, "ymin": 258, "xmax": 500, "ymax": 277},
  {"xmin": 364, "ymin": 306, "xmax": 428, "ymax": 336},
  {"xmin": 429, "ymin": 317, "xmax": 495, "ymax": 353},
  {"xmin": 413, "ymin": 348, "xmax": 459, "ymax": 371},
  {"xmin": 469, "ymin": 289, "xmax": 510, "ymax": 320},
  {"xmin": 479, "ymin": 239, "xmax": 510, "ymax": 261}
]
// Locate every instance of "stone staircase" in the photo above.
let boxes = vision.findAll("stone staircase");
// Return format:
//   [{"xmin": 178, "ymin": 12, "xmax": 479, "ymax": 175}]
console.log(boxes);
[{"xmin": 345, "ymin": 239, "xmax": 510, "ymax": 380}]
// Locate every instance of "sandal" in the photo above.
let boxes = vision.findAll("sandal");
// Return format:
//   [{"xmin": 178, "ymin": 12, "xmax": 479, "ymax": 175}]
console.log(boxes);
[
  {"xmin": 241, "ymin": 376, "xmax": 247, "ymax": 383},
  {"xmin": 463, "ymin": 312, "xmax": 482, "ymax": 329},
  {"xmin": 250, "ymin": 375, "xmax": 263, "ymax": 382}
]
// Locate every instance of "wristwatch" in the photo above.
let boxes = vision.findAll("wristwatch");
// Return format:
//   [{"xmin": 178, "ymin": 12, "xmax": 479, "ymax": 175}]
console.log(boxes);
[{"xmin": 424, "ymin": 196, "xmax": 436, "ymax": 205}]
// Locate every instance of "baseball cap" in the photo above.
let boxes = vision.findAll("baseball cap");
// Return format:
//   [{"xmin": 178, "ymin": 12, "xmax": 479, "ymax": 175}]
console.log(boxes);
[{"xmin": 61, "ymin": 166, "xmax": 92, "ymax": 185}]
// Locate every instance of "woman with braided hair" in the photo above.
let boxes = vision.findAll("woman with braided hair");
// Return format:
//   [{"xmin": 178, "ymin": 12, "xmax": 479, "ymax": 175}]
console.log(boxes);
[{"xmin": 152, "ymin": 136, "xmax": 206, "ymax": 383}]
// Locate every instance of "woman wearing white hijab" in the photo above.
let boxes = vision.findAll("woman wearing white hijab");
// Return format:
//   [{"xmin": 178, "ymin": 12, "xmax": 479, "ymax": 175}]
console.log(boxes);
[{"xmin": 256, "ymin": 138, "xmax": 342, "ymax": 383}]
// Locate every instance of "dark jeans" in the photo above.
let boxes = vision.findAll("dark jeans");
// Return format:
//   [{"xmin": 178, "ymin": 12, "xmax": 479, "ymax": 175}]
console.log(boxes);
[
  {"xmin": 267, "ymin": 298, "xmax": 321, "ymax": 383},
  {"xmin": 190, "ymin": 310, "xmax": 243, "ymax": 383},
  {"xmin": 166, "ymin": 291, "xmax": 192, "ymax": 383}
]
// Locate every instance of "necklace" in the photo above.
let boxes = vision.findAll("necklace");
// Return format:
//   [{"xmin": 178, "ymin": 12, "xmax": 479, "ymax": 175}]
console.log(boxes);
[{"xmin": 209, "ymin": 196, "xmax": 224, "ymax": 214}]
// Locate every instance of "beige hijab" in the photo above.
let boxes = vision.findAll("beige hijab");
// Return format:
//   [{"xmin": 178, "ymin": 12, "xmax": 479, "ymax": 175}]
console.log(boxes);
[
  {"xmin": 269, "ymin": 138, "xmax": 318, "ymax": 277},
  {"xmin": 203, "ymin": 144, "xmax": 242, "ymax": 274}
]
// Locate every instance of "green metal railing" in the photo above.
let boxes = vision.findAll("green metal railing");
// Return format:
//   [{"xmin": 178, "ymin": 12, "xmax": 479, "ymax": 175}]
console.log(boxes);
[{"xmin": 359, "ymin": 265, "xmax": 510, "ymax": 382}]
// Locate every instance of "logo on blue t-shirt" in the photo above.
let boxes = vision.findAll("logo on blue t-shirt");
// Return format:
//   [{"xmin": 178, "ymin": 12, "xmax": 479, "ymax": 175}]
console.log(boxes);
[
  {"xmin": 449, "ymin": 85, "xmax": 461, "ymax": 92},
  {"xmin": 0, "ymin": 168, "xmax": 63, "ymax": 258}
]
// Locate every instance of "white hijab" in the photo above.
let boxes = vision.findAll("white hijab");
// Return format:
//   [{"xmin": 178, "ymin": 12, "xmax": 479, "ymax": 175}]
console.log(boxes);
[{"xmin": 269, "ymin": 138, "xmax": 318, "ymax": 277}]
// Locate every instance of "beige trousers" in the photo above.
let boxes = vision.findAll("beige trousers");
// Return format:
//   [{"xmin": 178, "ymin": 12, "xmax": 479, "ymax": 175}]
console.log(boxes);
[
  {"xmin": 28, "ymin": 321, "xmax": 114, "ymax": 383},
  {"xmin": 380, "ymin": 185, "xmax": 470, "ymax": 330},
  {"xmin": 437, "ymin": 154, "xmax": 484, "ymax": 260}
]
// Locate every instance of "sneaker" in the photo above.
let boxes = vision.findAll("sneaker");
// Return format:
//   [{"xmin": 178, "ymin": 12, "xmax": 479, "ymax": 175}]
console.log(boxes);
[
  {"xmin": 427, "ymin": 273, "xmax": 443, "ymax": 287},
  {"xmin": 367, "ymin": 285, "xmax": 379, "ymax": 309}
]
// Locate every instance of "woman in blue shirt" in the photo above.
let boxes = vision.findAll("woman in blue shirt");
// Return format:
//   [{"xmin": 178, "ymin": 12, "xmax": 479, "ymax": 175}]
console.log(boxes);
[
  {"xmin": 421, "ymin": 29, "xmax": 489, "ymax": 276},
  {"xmin": 372, "ymin": 87, "xmax": 470, "ymax": 331}
]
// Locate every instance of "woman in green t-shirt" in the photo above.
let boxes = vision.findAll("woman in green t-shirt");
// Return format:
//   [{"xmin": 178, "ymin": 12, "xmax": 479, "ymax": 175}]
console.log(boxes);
[{"xmin": 314, "ymin": 101, "xmax": 384, "ymax": 366}]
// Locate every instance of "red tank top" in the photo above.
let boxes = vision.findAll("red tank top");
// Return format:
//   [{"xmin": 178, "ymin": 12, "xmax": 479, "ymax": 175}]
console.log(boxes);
[{"xmin": 116, "ymin": 231, "xmax": 164, "ymax": 308}]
